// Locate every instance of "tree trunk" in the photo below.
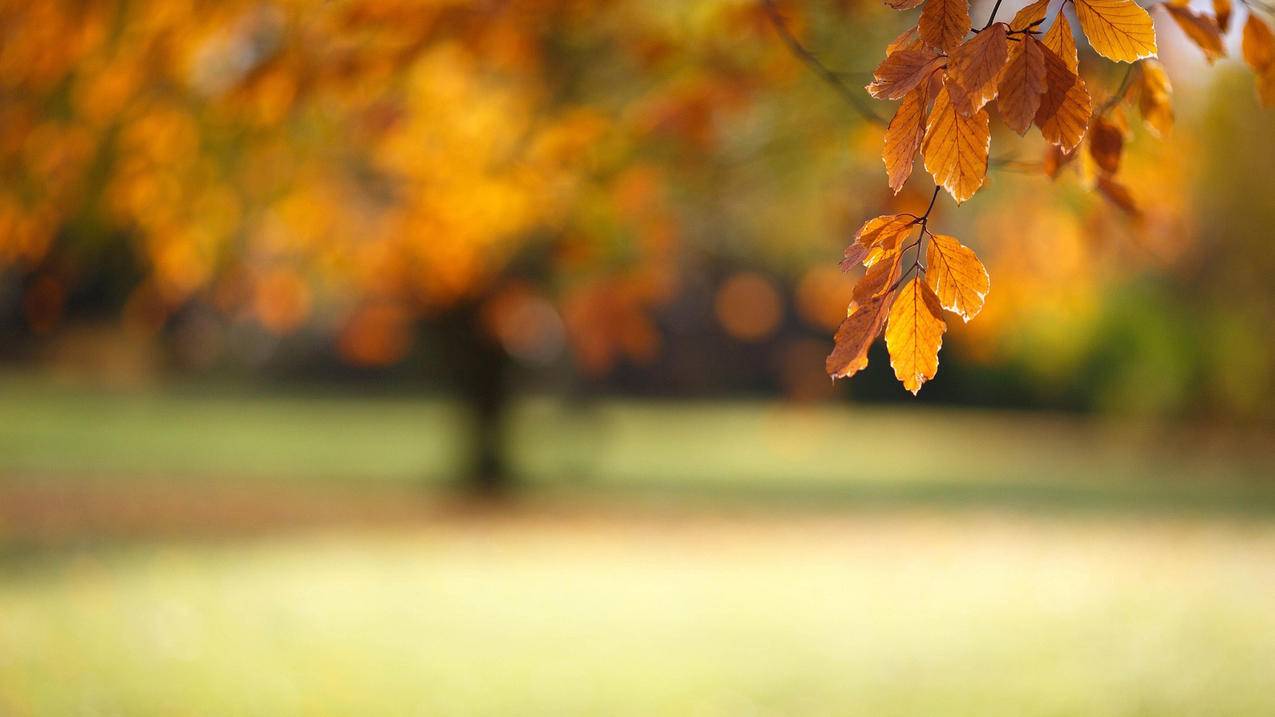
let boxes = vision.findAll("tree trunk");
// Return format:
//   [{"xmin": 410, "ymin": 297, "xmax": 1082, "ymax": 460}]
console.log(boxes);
[{"xmin": 444, "ymin": 305, "xmax": 514, "ymax": 498}]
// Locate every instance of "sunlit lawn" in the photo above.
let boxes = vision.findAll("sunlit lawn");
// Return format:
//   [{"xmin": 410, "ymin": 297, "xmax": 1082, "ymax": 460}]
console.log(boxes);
[{"xmin": 1, "ymin": 376, "xmax": 1275, "ymax": 715}]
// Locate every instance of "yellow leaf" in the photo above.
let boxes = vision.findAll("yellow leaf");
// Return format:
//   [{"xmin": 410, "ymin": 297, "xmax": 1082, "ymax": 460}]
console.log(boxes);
[
  {"xmin": 885, "ymin": 276, "xmax": 947, "ymax": 394},
  {"xmin": 925, "ymin": 233, "xmax": 989, "ymax": 321},
  {"xmin": 826, "ymin": 292, "xmax": 895, "ymax": 379},
  {"xmin": 920, "ymin": 0, "xmax": 972, "ymax": 52},
  {"xmin": 1087, "ymin": 115, "xmax": 1123, "ymax": 174},
  {"xmin": 1010, "ymin": 0, "xmax": 1051, "ymax": 30},
  {"xmin": 1165, "ymin": 4, "xmax": 1226, "ymax": 63},
  {"xmin": 923, "ymin": 80, "xmax": 990, "ymax": 204},
  {"xmin": 1137, "ymin": 59, "xmax": 1173, "ymax": 138},
  {"xmin": 947, "ymin": 23, "xmax": 1011, "ymax": 115},
  {"xmin": 1073, "ymin": 0, "xmax": 1158, "ymax": 62},
  {"xmin": 867, "ymin": 48, "xmax": 945, "ymax": 100},
  {"xmin": 1034, "ymin": 39, "xmax": 1092, "ymax": 153},
  {"xmin": 997, "ymin": 36, "xmax": 1048, "ymax": 135},
  {"xmin": 841, "ymin": 214, "xmax": 916, "ymax": 270},
  {"xmin": 883, "ymin": 87, "xmax": 929, "ymax": 193},
  {"xmin": 1042, "ymin": 12, "xmax": 1080, "ymax": 72}
]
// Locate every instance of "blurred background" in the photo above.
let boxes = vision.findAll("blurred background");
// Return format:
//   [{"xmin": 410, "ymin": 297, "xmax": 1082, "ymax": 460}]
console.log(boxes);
[{"xmin": 2, "ymin": 0, "xmax": 1275, "ymax": 714}]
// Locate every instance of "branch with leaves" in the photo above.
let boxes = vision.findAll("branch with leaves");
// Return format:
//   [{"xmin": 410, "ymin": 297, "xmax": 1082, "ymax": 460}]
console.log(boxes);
[{"xmin": 772, "ymin": 0, "xmax": 1275, "ymax": 394}]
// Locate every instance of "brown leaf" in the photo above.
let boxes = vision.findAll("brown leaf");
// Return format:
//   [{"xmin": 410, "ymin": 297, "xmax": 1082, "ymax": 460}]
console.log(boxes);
[
  {"xmin": 1010, "ymin": 0, "xmax": 1051, "ymax": 30},
  {"xmin": 883, "ymin": 87, "xmax": 930, "ymax": 193},
  {"xmin": 867, "ymin": 48, "xmax": 945, "ymax": 100},
  {"xmin": 841, "ymin": 214, "xmax": 917, "ymax": 270},
  {"xmin": 923, "ymin": 80, "xmax": 991, "ymax": 204},
  {"xmin": 947, "ymin": 23, "xmax": 1011, "ymax": 115},
  {"xmin": 826, "ymin": 292, "xmax": 895, "ymax": 379},
  {"xmin": 1096, "ymin": 174, "xmax": 1142, "ymax": 217},
  {"xmin": 1088, "ymin": 115, "xmax": 1124, "ymax": 174},
  {"xmin": 1213, "ymin": 0, "xmax": 1232, "ymax": 34},
  {"xmin": 1165, "ymin": 4, "xmax": 1226, "ymax": 63},
  {"xmin": 925, "ymin": 233, "xmax": 989, "ymax": 320},
  {"xmin": 1243, "ymin": 14, "xmax": 1275, "ymax": 106},
  {"xmin": 997, "ymin": 36, "xmax": 1048, "ymax": 135},
  {"xmin": 1137, "ymin": 59, "xmax": 1173, "ymax": 138},
  {"xmin": 1073, "ymin": 0, "xmax": 1158, "ymax": 62},
  {"xmin": 885, "ymin": 276, "xmax": 946, "ymax": 394},
  {"xmin": 920, "ymin": 0, "xmax": 972, "ymax": 52},
  {"xmin": 1034, "ymin": 39, "xmax": 1092, "ymax": 153},
  {"xmin": 1041, "ymin": 13, "xmax": 1080, "ymax": 72}
]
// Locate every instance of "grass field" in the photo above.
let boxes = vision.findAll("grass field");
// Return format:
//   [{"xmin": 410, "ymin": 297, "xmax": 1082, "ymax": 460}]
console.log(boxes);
[{"xmin": 1, "ymin": 376, "xmax": 1275, "ymax": 715}]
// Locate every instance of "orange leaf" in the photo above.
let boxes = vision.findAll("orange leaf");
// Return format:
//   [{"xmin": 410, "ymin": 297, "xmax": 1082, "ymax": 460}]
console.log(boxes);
[
  {"xmin": 826, "ymin": 292, "xmax": 895, "ymax": 379},
  {"xmin": 885, "ymin": 276, "xmax": 947, "ymax": 394},
  {"xmin": 852, "ymin": 251, "xmax": 905, "ymax": 309},
  {"xmin": 1137, "ymin": 59, "xmax": 1173, "ymax": 138},
  {"xmin": 883, "ymin": 87, "xmax": 930, "ymax": 193},
  {"xmin": 1073, "ymin": 0, "xmax": 1158, "ymax": 62},
  {"xmin": 920, "ymin": 0, "xmax": 972, "ymax": 52},
  {"xmin": 1214, "ymin": 0, "xmax": 1232, "ymax": 33},
  {"xmin": 997, "ymin": 36, "xmax": 1048, "ymax": 135},
  {"xmin": 867, "ymin": 48, "xmax": 945, "ymax": 100},
  {"xmin": 1041, "ymin": 12, "xmax": 1080, "ymax": 72},
  {"xmin": 947, "ymin": 23, "xmax": 1011, "ymax": 115},
  {"xmin": 925, "ymin": 233, "xmax": 989, "ymax": 321},
  {"xmin": 923, "ymin": 80, "xmax": 990, "ymax": 204},
  {"xmin": 1164, "ymin": 4, "xmax": 1226, "ymax": 63},
  {"xmin": 1010, "ymin": 0, "xmax": 1051, "ymax": 30},
  {"xmin": 1087, "ymin": 115, "xmax": 1123, "ymax": 174},
  {"xmin": 1034, "ymin": 39, "xmax": 1092, "ymax": 153},
  {"xmin": 887, "ymin": 25, "xmax": 925, "ymax": 53},
  {"xmin": 1043, "ymin": 144, "xmax": 1076, "ymax": 178},
  {"xmin": 841, "ymin": 214, "xmax": 917, "ymax": 270},
  {"xmin": 1243, "ymin": 14, "xmax": 1275, "ymax": 106}
]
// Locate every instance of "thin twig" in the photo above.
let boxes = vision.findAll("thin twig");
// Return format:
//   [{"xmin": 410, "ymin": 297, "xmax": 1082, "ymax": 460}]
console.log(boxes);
[
  {"xmin": 982, "ymin": 0, "xmax": 1008, "ymax": 29},
  {"xmin": 759, "ymin": 0, "xmax": 887, "ymax": 126},
  {"xmin": 1099, "ymin": 61, "xmax": 1140, "ymax": 114}
]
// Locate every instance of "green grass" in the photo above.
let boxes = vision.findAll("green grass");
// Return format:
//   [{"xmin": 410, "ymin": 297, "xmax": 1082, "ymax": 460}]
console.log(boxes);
[{"xmin": 2, "ymin": 375, "xmax": 1275, "ymax": 715}]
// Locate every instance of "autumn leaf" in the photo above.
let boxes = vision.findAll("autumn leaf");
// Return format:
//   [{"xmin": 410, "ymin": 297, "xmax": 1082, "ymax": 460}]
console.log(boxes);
[
  {"xmin": 923, "ymin": 80, "xmax": 990, "ymax": 203},
  {"xmin": 1243, "ymin": 14, "xmax": 1275, "ymax": 106},
  {"xmin": 841, "ymin": 214, "xmax": 916, "ymax": 270},
  {"xmin": 1213, "ymin": 0, "xmax": 1232, "ymax": 33},
  {"xmin": 1034, "ymin": 39, "xmax": 1092, "ymax": 153},
  {"xmin": 920, "ymin": 0, "xmax": 972, "ymax": 52},
  {"xmin": 1088, "ymin": 115, "xmax": 1124, "ymax": 174},
  {"xmin": 1010, "ymin": 0, "xmax": 1051, "ymax": 30},
  {"xmin": 1138, "ymin": 59, "xmax": 1173, "ymax": 138},
  {"xmin": 885, "ymin": 276, "xmax": 946, "ymax": 394},
  {"xmin": 867, "ymin": 48, "xmax": 945, "ymax": 100},
  {"xmin": 1096, "ymin": 174, "xmax": 1142, "ymax": 217},
  {"xmin": 1164, "ymin": 4, "xmax": 1225, "ymax": 64},
  {"xmin": 997, "ymin": 36, "xmax": 1048, "ymax": 135},
  {"xmin": 883, "ymin": 87, "xmax": 929, "ymax": 193},
  {"xmin": 852, "ymin": 251, "xmax": 904, "ymax": 308},
  {"xmin": 1041, "ymin": 12, "xmax": 1079, "ymax": 72},
  {"xmin": 947, "ymin": 23, "xmax": 1011, "ymax": 115},
  {"xmin": 887, "ymin": 24, "xmax": 925, "ymax": 53},
  {"xmin": 1073, "ymin": 0, "xmax": 1158, "ymax": 62},
  {"xmin": 826, "ymin": 291, "xmax": 895, "ymax": 379},
  {"xmin": 925, "ymin": 233, "xmax": 989, "ymax": 320}
]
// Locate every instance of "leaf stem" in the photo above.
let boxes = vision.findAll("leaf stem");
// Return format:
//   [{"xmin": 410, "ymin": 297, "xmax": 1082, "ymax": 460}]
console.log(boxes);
[
  {"xmin": 759, "ymin": 0, "xmax": 887, "ymax": 126},
  {"xmin": 982, "ymin": 0, "xmax": 1008, "ymax": 29}
]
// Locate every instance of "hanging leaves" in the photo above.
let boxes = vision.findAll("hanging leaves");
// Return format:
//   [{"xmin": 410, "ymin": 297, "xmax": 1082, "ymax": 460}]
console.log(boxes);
[
  {"xmin": 997, "ymin": 37, "xmax": 1048, "ymax": 135},
  {"xmin": 923, "ymin": 81, "xmax": 991, "ymax": 203},
  {"xmin": 1010, "ymin": 0, "xmax": 1051, "ymax": 30},
  {"xmin": 885, "ymin": 276, "xmax": 947, "ymax": 394},
  {"xmin": 1213, "ymin": 0, "xmax": 1233, "ymax": 33},
  {"xmin": 946, "ymin": 23, "xmax": 1011, "ymax": 115},
  {"xmin": 1164, "ymin": 4, "xmax": 1226, "ymax": 64},
  {"xmin": 883, "ymin": 87, "xmax": 930, "ymax": 193},
  {"xmin": 842, "ymin": 214, "xmax": 917, "ymax": 270},
  {"xmin": 1041, "ymin": 12, "xmax": 1080, "ymax": 73},
  {"xmin": 920, "ymin": 0, "xmax": 972, "ymax": 52},
  {"xmin": 1243, "ymin": 14, "xmax": 1275, "ymax": 106},
  {"xmin": 867, "ymin": 48, "xmax": 946, "ymax": 100},
  {"xmin": 826, "ymin": 292, "xmax": 896, "ymax": 379},
  {"xmin": 1088, "ymin": 115, "xmax": 1124, "ymax": 174},
  {"xmin": 1073, "ymin": 0, "xmax": 1158, "ymax": 62},
  {"xmin": 925, "ymin": 233, "xmax": 989, "ymax": 320},
  {"xmin": 1138, "ymin": 59, "xmax": 1173, "ymax": 137},
  {"xmin": 1034, "ymin": 39, "xmax": 1092, "ymax": 152},
  {"xmin": 852, "ymin": 251, "xmax": 905, "ymax": 308}
]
